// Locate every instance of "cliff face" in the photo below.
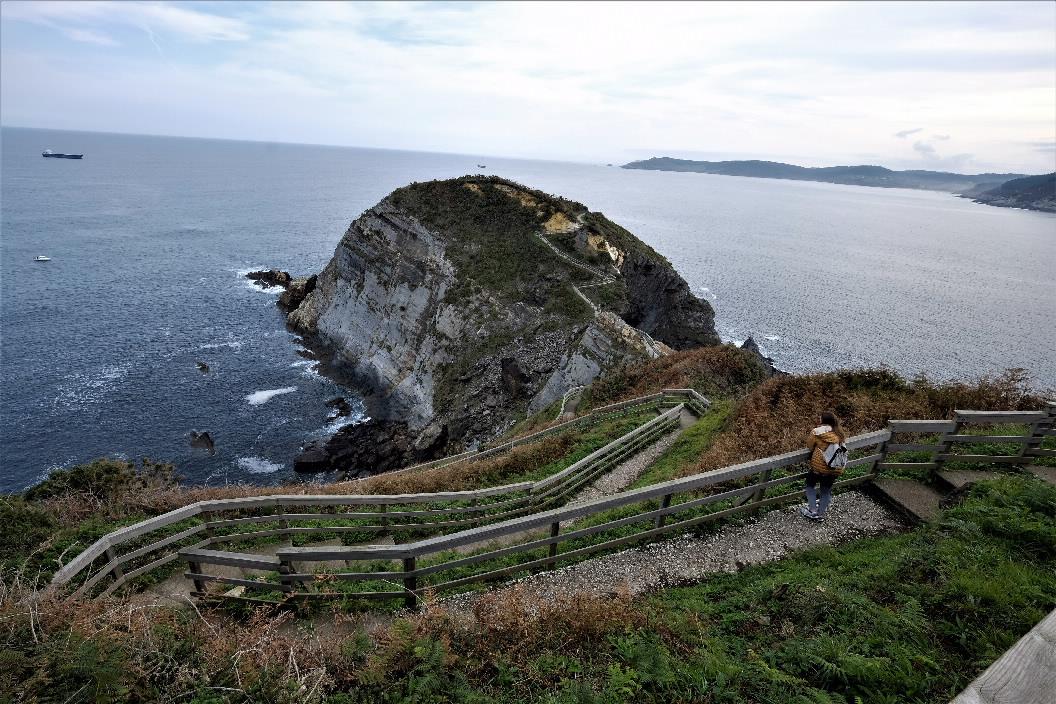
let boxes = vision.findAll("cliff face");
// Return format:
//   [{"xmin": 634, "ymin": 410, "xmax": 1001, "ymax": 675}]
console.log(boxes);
[{"xmin": 285, "ymin": 177, "xmax": 719, "ymax": 473}]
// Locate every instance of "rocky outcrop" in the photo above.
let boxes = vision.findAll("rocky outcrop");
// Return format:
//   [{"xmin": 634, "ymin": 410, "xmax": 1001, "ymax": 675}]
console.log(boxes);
[
  {"xmin": 278, "ymin": 275, "xmax": 316, "ymax": 311},
  {"xmin": 282, "ymin": 176, "xmax": 721, "ymax": 472},
  {"xmin": 740, "ymin": 337, "xmax": 782, "ymax": 376},
  {"xmin": 961, "ymin": 172, "xmax": 1056, "ymax": 213},
  {"xmin": 246, "ymin": 269, "xmax": 291, "ymax": 289}
]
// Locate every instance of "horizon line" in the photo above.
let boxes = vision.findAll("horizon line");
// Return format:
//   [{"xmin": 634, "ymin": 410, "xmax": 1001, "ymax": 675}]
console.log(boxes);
[{"xmin": 2, "ymin": 123, "xmax": 1048, "ymax": 177}]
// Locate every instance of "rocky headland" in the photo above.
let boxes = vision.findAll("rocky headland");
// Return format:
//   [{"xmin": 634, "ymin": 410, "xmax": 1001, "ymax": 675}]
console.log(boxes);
[
  {"xmin": 278, "ymin": 176, "xmax": 721, "ymax": 474},
  {"xmin": 959, "ymin": 172, "xmax": 1056, "ymax": 213}
]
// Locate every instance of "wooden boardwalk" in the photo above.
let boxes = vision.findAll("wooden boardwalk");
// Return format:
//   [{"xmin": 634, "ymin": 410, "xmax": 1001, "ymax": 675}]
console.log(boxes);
[{"xmin": 951, "ymin": 608, "xmax": 1056, "ymax": 704}]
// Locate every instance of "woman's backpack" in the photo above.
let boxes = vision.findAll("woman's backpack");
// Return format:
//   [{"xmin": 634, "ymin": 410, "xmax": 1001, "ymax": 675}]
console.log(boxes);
[{"xmin": 823, "ymin": 441, "xmax": 849, "ymax": 469}]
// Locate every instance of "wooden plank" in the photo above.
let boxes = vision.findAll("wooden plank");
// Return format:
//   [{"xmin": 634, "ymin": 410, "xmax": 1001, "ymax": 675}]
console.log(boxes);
[
  {"xmin": 533, "ymin": 405, "xmax": 683, "ymax": 491},
  {"xmin": 283, "ymin": 590, "xmax": 404, "ymax": 602},
  {"xmin": 846, "ymin": 453, "xmax": 884, "ymax": 468},
  {"xmin": 885, "ymin": 443, "xmax": 940, "ymax": 453},
  {"xmin": 73, "ymin": 524, "xmax": 208, "ymax": 597},
  {"xmin": 276, "ymin": 544, "xmax": 414, "ymax": 561},
  {"xmin": 98, "ymin": 551, "xmax": 181, "ymax": 598},
  {"xmin": 937, "ymin": 454, "xmax": 1024, "ymax": 464},
  {"xmin": 281, "ymin": 570, "xmax": 407, "ymax": 583},
  {"xmin": 1025, "ymin": 448, "xmax": 1056, "ymax": 458},
  {"xmin": 954, "ymin": 410, "xmax": 1047, "ymax": 424},
  {"xmin": 177, "ymin": 548, "xmax": 282, "ymax": 571},
  {"xmin": 950, "ymin": 608, "xmax": 1056, "ymax": 704},
  {"xmin": 944, "ymin": 434, "xmax": 1032, "ymax": 444},
  {"xmin": 876, "ymin": 462, "xmax": 938, "ymax": 470},
  {"xmin": 184, "ymin": 573, "xmax": 292, "ymax": 592},
  {"xmin": 888, "ymin": 420, "xmax": 958, "ymax": 434}
]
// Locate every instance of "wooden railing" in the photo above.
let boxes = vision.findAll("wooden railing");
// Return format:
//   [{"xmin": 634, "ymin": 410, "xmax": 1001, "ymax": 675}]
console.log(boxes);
[
  {"xmin": 50, "ymin": 398, "xmax": 1053, "ymax": 604},
  {"xmin": 176, "ymin": 403, "xmax": 1054, "ymax": 607},
  {"xmin": 49, "ymin": 390, "xmax": 707, "ymax": 599}
]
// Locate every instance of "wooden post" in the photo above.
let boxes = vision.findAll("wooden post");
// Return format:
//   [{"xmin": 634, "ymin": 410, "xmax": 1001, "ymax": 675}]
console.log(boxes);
[
  {"xmin": 751, "ymin": 469, "xmax": 773, "ymax": 509},
  {"xmin": 403, "ymin": 557, "xmax": 418, "ymax": 609},
  {"xmin": 654, "ymin": 494, "xmax": 673, "ymax": 529},
  {"xmin": 188, "ymin": 561, "xmax": 206, "ymax": 594},
  {"xmin": 279, "ymin": 558, "xmax": 295, "ymax": 594},
  {"xmin": 104, "ymin": 546, "xmax": 125, "ymax": 582},
  {"xmin": 546, "ymin": 522, "xmax": 560, "ymax": 568},
  {"xmin": 932, "ymin": 419, "xmax": 962, "ymax": 475},
  {"xmin": 872, "ymin": 429, "xmax": 892, "ymax": 478},
  {"xmin": 1019, "ymin": 403, "xmax": 1055, "ymax": 466},
  {"xmin": 380, "ymin": 503, "xmax": 389, "ymax": 530},
  {"xmin": 201, "ymin": 511, "xmax": 215, "ymax": 541}
]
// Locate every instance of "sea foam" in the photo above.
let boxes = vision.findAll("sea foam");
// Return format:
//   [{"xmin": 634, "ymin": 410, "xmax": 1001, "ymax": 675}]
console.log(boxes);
[
  {"xmin": 236, "ymin": 456, "xmax": 283, "ymax": 474},
  {"xmin": 246, "ymin": 387, "xmax": 297, "ymax": 405}
]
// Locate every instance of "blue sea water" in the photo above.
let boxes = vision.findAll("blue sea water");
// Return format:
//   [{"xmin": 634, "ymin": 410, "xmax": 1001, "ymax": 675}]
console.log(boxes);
[{"xmin": 2, "ymin": 127, "xmax": 1054, "ymax": 492}]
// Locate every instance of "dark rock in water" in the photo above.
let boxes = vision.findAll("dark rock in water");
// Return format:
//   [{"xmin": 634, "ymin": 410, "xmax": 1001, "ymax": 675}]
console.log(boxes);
[
  {"xmin": 278, "ymin": 275, "xmax": 316, "ymax": 311},
  {"xmin": 195, "ymin": 361, "xmax": 210, "ymax": 373},
  {"xmin": 324, "ymin": 420, "xmax": 418, "ymax": 475},
  {"xmin": 189, "ymin": 431, "xmax": 215, "ymax": 454},
  {"xmin": 294, "ymin": 439, "xmax": 330, "ymax": 473},
  {"xmin": 740, "ymin": 337, "xmax": 783, "ymax": 376},
  {"xmin": 325, "ymin": 396, "xmax": 352, "ymax": 417},
  {"xmin": 246, "ymin": 269, "xmax": 291, "ymax": 289}
]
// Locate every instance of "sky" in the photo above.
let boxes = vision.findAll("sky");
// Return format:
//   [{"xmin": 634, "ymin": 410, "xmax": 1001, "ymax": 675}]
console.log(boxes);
[{"xmin": 2, "ymin": 1, "xmax": 1054, "ymax": 174}]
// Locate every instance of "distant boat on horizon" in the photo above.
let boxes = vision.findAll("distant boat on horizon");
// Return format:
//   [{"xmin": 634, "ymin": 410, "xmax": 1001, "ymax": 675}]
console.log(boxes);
[
  {"xmin": 477, "ymin": 164, "xmax": 486, "ymax": 168},
  {"xmin": 42, "ymin": 149, "xmax": 83, "ymax": 159},
  {"xmin": 34, "ymin": 255, "xmax": 51, "ymax": 262}
]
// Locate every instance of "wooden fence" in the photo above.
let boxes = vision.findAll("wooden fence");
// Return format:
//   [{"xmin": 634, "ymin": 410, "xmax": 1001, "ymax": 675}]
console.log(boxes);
[
  {"xmin": 50, "ymin": 398, "xmax": 1054, "ymax": 605},
  {"xmin": 49, "ymin": 390, "xmax": 707, "ymax": 599},
  {"xmin": 178, "ymin": 402, "xmax": 1054, "ymax": 607}
]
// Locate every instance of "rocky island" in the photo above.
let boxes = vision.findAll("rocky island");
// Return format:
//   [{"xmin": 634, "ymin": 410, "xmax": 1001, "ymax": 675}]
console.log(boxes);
[{"xmin": 277, "ymin": 176, "xmax": 720, "ymax": 474}]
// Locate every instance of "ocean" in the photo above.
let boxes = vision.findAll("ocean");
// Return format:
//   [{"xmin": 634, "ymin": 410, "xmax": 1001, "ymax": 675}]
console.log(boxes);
[{"xmin": 2, "ymin": 127, "xmax": 1053, "ymax": 492}]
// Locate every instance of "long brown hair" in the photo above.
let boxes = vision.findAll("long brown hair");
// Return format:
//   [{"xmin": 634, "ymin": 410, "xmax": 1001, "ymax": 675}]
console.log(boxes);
[{"xmin": 820, "ymin": 411, "xmax": 846, "ymax": 440}]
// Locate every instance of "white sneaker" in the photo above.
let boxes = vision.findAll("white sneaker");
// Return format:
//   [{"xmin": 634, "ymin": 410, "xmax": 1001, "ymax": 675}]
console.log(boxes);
[{"xmin": 800, "ymin": 506, "xmax": 819, "ymax": 520}]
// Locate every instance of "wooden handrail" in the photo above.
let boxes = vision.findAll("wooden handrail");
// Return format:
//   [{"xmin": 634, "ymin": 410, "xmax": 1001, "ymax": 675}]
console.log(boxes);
[{"xmin": 52, "ymin": 396, "xmax": 1054, "ymax": 602}]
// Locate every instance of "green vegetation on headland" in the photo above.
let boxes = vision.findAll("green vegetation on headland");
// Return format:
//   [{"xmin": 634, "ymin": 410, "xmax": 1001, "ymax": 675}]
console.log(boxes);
[
  {"xmin": 621, "ymin": 157, "xmax": 1051, "ymax": 201},
  {"xmin": 962, "ymin": 172, "xmax": 1056, "ymax": 213},
  {"xmin": 2, "ymin": 356, "xmax": 1053, "ymax": 703}
]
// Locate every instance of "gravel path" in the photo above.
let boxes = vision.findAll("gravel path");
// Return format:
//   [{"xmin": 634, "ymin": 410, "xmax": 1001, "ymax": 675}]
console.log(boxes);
[
  {"xmin": 569, "ymin": 429, "xmax": 683, "ymax": 506},
  {"xmin": 442, "ymin": 491, "xmax": 903, "ymax": 610}
]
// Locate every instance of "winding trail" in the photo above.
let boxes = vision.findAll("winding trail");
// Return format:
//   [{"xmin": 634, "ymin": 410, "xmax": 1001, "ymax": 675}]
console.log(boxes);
[{"xmin": 443, "ymin": 491, "xmax": 903, "ymax": 611}]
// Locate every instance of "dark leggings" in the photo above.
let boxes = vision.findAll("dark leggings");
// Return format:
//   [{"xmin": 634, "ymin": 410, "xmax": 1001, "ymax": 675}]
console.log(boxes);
[
  {"xmin": 805, "ymin": 471, "xmax": 835, "ymax": 514},
  {"xmin": 805, "ymin": 471, "xmax": 835, "ymax": 490}
]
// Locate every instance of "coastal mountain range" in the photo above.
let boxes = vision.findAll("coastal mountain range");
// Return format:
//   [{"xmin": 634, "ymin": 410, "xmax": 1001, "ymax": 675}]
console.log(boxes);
[{"xmin": 622, "ymin": 157, "xmax": 1056, "ymax": 212}]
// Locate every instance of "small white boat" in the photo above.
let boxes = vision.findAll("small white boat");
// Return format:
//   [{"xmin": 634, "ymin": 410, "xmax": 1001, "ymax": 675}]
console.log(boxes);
[{"xmin": 34, "ymin": 255, "xmax": 51, "ymax": 262}]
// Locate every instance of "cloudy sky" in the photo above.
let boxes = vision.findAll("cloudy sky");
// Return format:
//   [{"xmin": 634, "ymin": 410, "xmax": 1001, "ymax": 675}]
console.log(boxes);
[{"xmin": 2, "ymin": 1, "xmax": 1054, "ymax": 173}]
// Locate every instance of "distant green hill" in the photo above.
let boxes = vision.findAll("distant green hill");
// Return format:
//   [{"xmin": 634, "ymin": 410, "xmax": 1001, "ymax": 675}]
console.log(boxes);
[
  {"xmin": 966, "ymin": 172, "xmax": 1056, "ymax": 213},
  {"xmin": 622, "ymin": 156, "xmax": 1027, "ymax": 193}
]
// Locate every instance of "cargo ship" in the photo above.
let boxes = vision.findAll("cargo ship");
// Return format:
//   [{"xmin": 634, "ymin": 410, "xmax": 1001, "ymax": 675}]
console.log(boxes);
[{"xmin": 42, "ymin": 149, "xmax": 83, "ymax": 159}]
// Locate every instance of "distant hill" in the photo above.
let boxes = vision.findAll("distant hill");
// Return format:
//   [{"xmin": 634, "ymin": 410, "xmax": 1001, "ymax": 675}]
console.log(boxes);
[
  {"xmin": 622, "ymin": 157, "xmax": 1027, "ymax": 194},
  {"xmin": 965, "ymin": 173, "xmax": 1056, "ymax": 213}
]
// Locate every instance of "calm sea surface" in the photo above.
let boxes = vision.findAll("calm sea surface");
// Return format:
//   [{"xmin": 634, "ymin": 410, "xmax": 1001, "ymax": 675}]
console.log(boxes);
[{"xmin": 2, "ymin": 127, "xmax": 1053, "ymax": 492}]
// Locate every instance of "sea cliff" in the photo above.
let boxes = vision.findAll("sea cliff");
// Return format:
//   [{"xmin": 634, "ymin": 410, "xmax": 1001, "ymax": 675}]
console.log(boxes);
[{"xmin": 282, "ymin": 176, "xmax": 719, "ymax": 473}]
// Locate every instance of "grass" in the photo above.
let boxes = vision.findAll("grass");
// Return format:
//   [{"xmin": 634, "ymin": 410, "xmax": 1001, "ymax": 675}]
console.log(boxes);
[
  {"xmin": 629, "ymin": 399, "xmax": 732, "ymax": 489},
  {"xmin": 5, "ymin": 476, "xmax": 1051, "ymax": 703}
]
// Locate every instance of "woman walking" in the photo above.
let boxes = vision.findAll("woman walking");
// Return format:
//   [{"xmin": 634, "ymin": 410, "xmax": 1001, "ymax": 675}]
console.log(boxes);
[{"xmin": 801, "ymin": 411, "xmax": 848, "ymax": 521}]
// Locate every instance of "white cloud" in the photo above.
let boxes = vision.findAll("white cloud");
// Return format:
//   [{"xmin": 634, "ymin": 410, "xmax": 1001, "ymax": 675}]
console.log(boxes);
[
  {"xmin": 2, "ymin": 1, "xmax": 1054, "ymax": 173},
  {"xmin": 2, "ymin": 1, "xmax": 249, "ymax": 42}
]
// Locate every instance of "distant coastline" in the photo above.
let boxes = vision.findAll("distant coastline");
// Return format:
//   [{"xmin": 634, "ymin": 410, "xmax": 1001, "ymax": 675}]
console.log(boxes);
[{"xmin": 622, "ymin": 157, "xmax": 1055, "ymax": 213}]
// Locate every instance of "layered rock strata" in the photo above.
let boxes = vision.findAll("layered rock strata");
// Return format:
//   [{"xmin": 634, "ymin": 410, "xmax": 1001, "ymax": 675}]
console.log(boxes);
[{"xmin": 283, "ymin": 176, "xmax": 719, "ymax": 474}]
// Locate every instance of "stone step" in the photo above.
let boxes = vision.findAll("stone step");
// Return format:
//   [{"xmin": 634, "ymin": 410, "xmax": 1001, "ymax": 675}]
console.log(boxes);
[
  {"xmin": 935, "ymin": 469, "xmax": 1002, "ymax": 493},
  {"xmin": 1029, "ymin": 466, "xmax": 1056, "ymax": 486},
  {"xmin": 871, "ymin": 478, "xmax": 944, "ymax": 523}
]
